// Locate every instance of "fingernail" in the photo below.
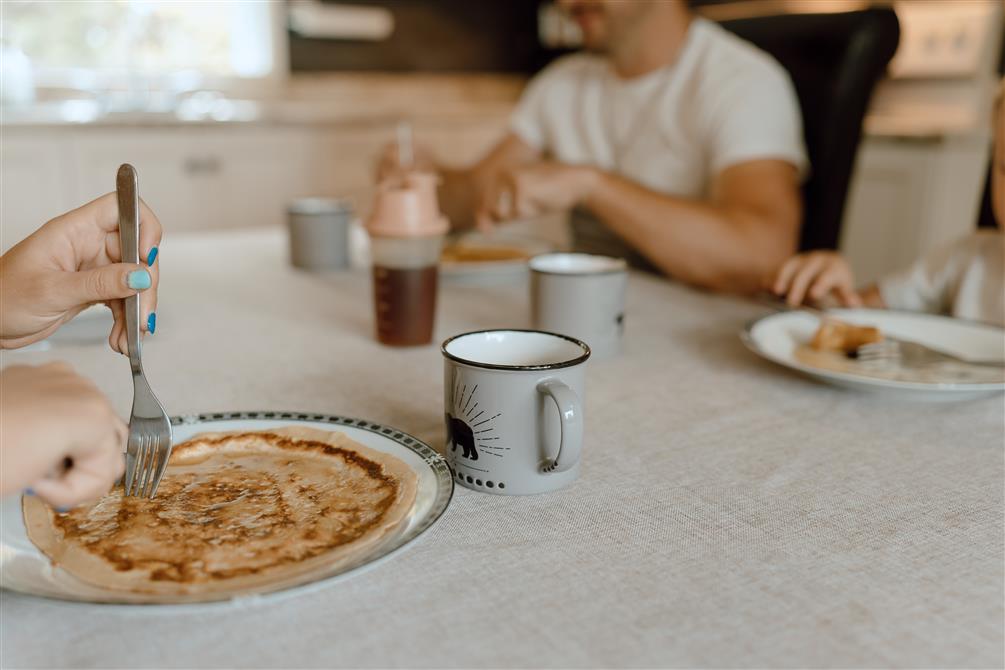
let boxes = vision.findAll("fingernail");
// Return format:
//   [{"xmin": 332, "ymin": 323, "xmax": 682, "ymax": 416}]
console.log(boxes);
[
  {"xmin": 147, "ymin": 312, "xmax": 157, "ymax": 334},
  {"xmin": 127, "ymin": 269, "xmax": 152, "ymax": 290},
  {"xmin": 24, "ymin": 488, "xmax": 34, "ymax": 496},
  {"xmin": 146, "ymin": 246, "xmax": 158, "ymax": 266},
  {"xmin": 57, "ymin": 506, "xmax": 70, "ymax": 513}
]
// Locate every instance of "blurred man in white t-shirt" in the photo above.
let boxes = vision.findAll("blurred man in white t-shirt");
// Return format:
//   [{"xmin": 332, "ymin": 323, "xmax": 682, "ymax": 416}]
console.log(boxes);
[{"xmin": 380, "ymin": 0, "xmax": 808, "ymax": 293}]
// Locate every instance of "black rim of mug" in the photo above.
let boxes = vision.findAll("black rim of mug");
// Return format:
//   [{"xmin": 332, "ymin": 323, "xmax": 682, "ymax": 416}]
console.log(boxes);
[
  {"xmin": 528, "ymin": 253, "xmax": 628, "ymax": 277},
  {"xmin": 441, "ymin": 329, "xmax": 591, "ymax": 371}
]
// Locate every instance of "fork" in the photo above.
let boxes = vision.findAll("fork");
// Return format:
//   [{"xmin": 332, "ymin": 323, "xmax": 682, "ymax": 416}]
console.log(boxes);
[
  {"xmin": 117, "ymin": 163, "xmax": 173, "ymax": 498},
  {"xmin": 856, "ymin": 337, "xmax": 1004, "ymax": 369}
]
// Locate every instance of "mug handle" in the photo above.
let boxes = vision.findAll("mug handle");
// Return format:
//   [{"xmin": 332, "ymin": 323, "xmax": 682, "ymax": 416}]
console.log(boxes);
[{"xmin": 536, "ymin": 379, "xmax": 583, "ymax": 474}]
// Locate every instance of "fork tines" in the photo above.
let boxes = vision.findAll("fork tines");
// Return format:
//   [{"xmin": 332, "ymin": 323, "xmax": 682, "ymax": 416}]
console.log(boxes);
[{"xmin": 125, "ymin": 429, "xmax": 172, "ymax": 498}]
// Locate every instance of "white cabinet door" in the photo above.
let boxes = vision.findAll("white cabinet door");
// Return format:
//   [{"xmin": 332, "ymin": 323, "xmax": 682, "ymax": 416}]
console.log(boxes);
[
  {"xmin": 1, "ymin": 132, "xmax": 76, "ymax": 252},
  {"xmin": 71, "ymin": 127, "xmax": 326, "ymax": 232},
  {"xmin": 840, "ymin": 140, "xmax": 936, "ymax": 284},
  {"xmin": 3, "ymin": 112, "xmax": 511, "ymax": 249},
  {"xmin": 71, "ymin": 129, "xmax": 220, "ymax": 233},
  {"xmin": 194, "ymin": 128, "xmax": 322, "ymax": 229},
  {"xmin": 840, "ymin": 134, "xmax": 989, "ymax": 285}
]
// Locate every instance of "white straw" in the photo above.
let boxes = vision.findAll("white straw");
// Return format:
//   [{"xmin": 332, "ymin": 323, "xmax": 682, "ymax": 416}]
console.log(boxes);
[{"xmin": 396, "ymin": 121, "xmax": 413, "ymax": 169}]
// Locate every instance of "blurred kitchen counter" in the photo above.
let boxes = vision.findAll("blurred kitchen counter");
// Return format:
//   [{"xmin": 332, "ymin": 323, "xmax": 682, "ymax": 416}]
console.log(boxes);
[
  {"xmin": 1, "ymin": 74, "xmax": 524, "ymax": 248},
  {"xmin": 0, "ymin": 73, "xmax": 526, "ymax": 129}
]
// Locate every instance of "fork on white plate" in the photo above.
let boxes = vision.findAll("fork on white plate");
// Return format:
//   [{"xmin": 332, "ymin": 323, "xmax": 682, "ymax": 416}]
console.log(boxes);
[{"xmin": 855, "ymin": 337, "xmax": 1004, "ymax": 369}]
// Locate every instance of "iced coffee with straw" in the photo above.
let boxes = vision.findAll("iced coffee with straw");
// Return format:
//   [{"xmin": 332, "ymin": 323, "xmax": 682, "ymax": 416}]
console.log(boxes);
[{"xmin": 366, "ymin": 172, "xmax": 448, "ymax": 346}]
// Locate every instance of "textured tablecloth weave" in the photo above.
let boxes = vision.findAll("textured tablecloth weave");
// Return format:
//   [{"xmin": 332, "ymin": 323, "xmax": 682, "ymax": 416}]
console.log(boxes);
[{"xmin": 2, "ymin": 228, "xmax": 1002, "ymax": 669}]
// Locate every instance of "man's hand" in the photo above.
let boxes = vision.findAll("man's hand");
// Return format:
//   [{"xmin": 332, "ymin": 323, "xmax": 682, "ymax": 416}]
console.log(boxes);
[
  {"xmin": 0, "ymin": 363, "xmax": 126, "ymax": 509},
  {"xmin": 0, "ymin": 193, "xmax": 162, "ymax": 353},
  {"xmin": 476, "ymin": 162, "xmax": 598, "ymax": 230}
]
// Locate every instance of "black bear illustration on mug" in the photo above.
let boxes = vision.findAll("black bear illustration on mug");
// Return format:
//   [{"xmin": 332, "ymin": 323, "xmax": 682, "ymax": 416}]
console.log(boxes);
[{"xmin": 445, "ymin": 413, "xmax": 478, "ymax": 461}]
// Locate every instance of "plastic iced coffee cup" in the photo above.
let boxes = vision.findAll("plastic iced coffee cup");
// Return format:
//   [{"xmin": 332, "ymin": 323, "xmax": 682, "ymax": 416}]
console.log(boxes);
[{"xmin": 366, "ymin": 172, "xmax": 449, "ymax": 346}]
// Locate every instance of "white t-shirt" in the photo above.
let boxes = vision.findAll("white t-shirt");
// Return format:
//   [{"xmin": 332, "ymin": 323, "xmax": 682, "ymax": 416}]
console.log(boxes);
[
  {"xmin": 510, "ymin": 17, "xmax": 808, "ymax": 199},
  {"xmin": 878, "ymin": 231, "xmax": 1004, "ymax": 327}
]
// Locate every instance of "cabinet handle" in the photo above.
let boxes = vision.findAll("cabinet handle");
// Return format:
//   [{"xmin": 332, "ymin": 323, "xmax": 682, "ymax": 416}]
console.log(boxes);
[{"xmin": 183, "ymin": 156, "xmax": 222, "ymax": 175}]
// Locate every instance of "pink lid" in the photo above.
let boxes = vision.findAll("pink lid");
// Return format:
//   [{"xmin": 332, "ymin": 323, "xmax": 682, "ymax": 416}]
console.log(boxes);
[{"xmin": 367, "ymin": 171, "xmax": 449, "ymax": 238}]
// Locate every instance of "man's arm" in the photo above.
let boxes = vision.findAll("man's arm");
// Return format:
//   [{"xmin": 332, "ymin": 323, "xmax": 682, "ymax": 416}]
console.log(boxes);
[
  {"xmin": 583, "ymin": 159, "xmax": 802, "ymax": 293},
  {"xmin": 484, "ymin": 157, "xmax": 802, "ymax": 293}
]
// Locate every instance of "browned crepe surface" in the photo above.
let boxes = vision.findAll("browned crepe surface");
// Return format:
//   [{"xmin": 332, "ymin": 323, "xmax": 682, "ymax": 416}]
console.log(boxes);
[
  {"xmin": 23, "ymin": 426, "xmax": 417, "ymax": 599},
  {"xmin": 441, "ymin": 244, "xmax": 531, "ymax": 263}
]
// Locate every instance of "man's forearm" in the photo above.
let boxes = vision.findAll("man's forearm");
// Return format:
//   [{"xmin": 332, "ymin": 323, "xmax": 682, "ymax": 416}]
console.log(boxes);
[{"xmin": 583, "ymin": 170, "xmax": 799, "ymax": 292}]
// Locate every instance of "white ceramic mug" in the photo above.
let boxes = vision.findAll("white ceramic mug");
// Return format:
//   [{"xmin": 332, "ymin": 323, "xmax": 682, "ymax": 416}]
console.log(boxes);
[
  {"xmin": 530, "ymin": 253, "xmax": 628, "ymax": 359},
  {"xmin": 441, "ymin": 329, "xmax": 590, "ymax": 495}
]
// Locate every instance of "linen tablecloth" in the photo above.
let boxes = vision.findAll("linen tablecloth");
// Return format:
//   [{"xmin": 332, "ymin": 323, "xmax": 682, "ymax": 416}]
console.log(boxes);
[{"xmin": 2, "ymin": 228, "xmax": 1002, "ymax": 668}]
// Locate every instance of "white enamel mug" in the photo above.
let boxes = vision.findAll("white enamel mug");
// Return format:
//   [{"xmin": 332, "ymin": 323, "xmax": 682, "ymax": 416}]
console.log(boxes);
[
  {"xmin": 441, "ymin": 329, "xmax": 590, "ymax": 495},
  {"xmin": 530, "ymin": 253, "xmax": 628, "ymax": 359}
]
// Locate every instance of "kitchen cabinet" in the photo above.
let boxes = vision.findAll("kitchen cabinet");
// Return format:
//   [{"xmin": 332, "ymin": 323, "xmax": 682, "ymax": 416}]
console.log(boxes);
[
  {"xmin": 840, "ymin": 134, "xmax": 990, "ymax": 284},
  {"xmin": 838, "ymin": 0, "xmax": 1001, "ymax": 285},
  {"xmin": 70, "ymin": 130, "xmax": 225, "ymax": 234},
  {"xmin": 3, "ymin": 126, "xmax": 330, "ymax": 250},
  {"xmin": 0, "ymin": 134, "xmax": 76, "ymax": 250},
  {"xmin": 0, "ymin": 113, "xmax": 509, "ymax": 253},
  {"xmin": 69, "ymin": 127, "xmax": 328, "ymax": 232}
]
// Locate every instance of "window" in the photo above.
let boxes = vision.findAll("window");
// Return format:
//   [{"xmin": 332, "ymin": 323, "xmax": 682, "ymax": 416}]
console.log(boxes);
[{"xmin": 2, "ymin": 1, "xmax": 284, "ymax": 91}]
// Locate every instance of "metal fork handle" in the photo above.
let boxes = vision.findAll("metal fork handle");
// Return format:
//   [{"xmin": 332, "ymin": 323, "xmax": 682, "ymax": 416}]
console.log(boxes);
[
  {"xmin": 955, "ymin": 359, "xmax": 1005, "ymax": 368},
  {"xmin": 885, "ymin": 338, "xmax": 1005, "ymax": 367},
  {"xmin": 861, "ymin": 340, "xmax": 1005, "ymax": 368},
  {"xmin": 116, "ymin": 164, "xmax": 142, "ymax": 374}
]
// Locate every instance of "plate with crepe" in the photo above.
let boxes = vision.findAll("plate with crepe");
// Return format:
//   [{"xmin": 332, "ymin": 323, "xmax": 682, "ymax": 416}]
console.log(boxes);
[
  {"xmin": 742, "ymin": 309, "xmax": 1005, "ymax": 400},
  {"xmin": 1, "ymin": 412, "xmax": 453, "ymax": 606},
  {"xmin": 440, "ymin": 232, "xmax": 552, "ymax": 285}
]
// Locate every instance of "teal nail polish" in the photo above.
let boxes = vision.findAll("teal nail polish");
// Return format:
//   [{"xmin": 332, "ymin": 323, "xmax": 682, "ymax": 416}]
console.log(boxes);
[
  {"xmin": 24, "ymin": 488, "xmax": 34, "ymax": 496},
  {"xmin": 127, "ymin": 269, "xmax": 151, "ymax": 290},
  {"xmin": 57, "ymin": 506, "xmax": 70, "ymax": 513},
  {"xmin": 147, "ymin": 312, "xmax": 157, "ymax": 334},
  {"xmin": 146, "ymin": 246, "xmax": 158, "ymax": 266}
]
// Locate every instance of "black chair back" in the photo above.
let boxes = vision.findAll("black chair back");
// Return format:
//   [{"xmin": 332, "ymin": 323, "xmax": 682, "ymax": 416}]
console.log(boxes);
[
  {"xmin": 719, "ymin": 9, "xmax": 900, "ymax": 250},
  {"xmin": 977, "ymin": 160, "xmax": 998, "ymax": 229}
]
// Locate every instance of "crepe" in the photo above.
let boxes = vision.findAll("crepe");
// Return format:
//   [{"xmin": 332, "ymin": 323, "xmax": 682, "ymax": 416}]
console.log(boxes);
[
  {"xmin": 441, "ymin": 243, "xmax": 531, "ymax": 263},
  {"xmin": 23, "ymin": 426, "xmax": 417, "ymax": 600}
]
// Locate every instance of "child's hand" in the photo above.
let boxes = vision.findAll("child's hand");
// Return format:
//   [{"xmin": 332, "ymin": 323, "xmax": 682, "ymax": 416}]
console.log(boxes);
[
  {"xmin": 771, "ymin": 250, "xmax": 863, "ymax": 307},
  {"xmin": 0, "ymin": 363, "xmax": 126, "ymax": 509}
]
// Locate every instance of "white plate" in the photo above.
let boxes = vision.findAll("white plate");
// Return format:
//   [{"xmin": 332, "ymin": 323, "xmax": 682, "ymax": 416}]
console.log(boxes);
[
  {"xmin": 741, "ymin": 309, "xmax": 1005, "ymax": 400},
  {"xmin": 0, "ymin": 411, "xmax": 453, "ymax": 608},
  {"xmin": 440, "ymin": 232, "xmax": 552, "ymax": 285}
]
